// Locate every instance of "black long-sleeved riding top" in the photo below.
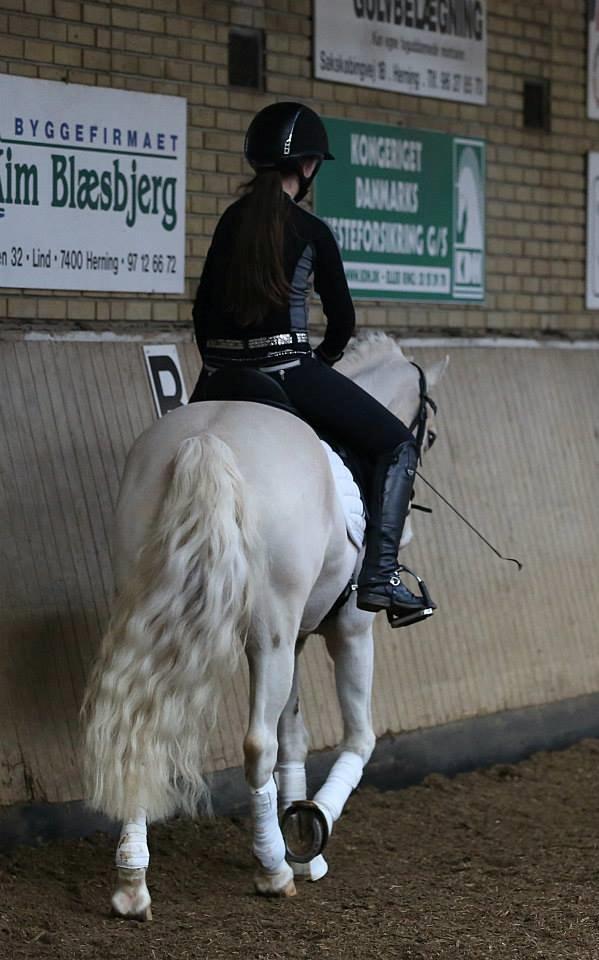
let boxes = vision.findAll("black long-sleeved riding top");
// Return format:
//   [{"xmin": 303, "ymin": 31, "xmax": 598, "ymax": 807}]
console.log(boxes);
[{"xmin": 192, "ymin": 194, "xmax": 355, "ymax": 368}]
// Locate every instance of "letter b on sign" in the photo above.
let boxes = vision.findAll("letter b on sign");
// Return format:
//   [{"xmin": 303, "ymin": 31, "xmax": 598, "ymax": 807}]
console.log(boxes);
[{"xmin": 143, "ymin": 345, "xmax": 188, "ymax": 417}]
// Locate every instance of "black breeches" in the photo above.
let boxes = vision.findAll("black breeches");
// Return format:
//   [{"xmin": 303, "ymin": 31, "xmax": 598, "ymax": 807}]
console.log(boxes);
[
  {"xmin": 191, "ymin": 356, "xmax": 411, "ymax": 458},
  {"xmin": 280, "ymin": 357, "xmax": 411, "ymax": 457}
]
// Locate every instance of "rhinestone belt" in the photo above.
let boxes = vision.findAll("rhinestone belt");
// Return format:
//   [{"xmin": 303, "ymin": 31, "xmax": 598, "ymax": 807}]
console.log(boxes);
[{"xmin": 205, "ymin": 332, "xmax": 310, "ymax": 351}]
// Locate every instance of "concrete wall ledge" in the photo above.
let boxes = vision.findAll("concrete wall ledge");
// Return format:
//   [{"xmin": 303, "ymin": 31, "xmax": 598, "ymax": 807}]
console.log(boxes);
[{"xmin": 2, "ymin": 691, "xmax": 599, "ymax": 848}]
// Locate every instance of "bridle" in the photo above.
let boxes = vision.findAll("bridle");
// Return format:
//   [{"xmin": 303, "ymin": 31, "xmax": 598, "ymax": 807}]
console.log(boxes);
[{"xmin": 408, "ymin": 361, "xmax": 437, "ymax": 457}]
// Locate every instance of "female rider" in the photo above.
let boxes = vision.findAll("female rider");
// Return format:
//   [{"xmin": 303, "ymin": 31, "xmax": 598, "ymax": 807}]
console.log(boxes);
[{"xmin": 189, "ymin": 101, "xmax": 435, "ymax": 628}]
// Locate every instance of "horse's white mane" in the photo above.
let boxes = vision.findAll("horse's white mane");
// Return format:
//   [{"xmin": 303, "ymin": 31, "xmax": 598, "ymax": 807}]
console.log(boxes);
[{"xmin": 338, "ymin": 332, "xmax": 409, "ymax": 377}]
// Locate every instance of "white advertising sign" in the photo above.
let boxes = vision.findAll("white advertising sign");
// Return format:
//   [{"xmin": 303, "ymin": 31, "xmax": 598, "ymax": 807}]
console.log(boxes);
[
  {"xmin": 586, "ymin": 153, "xmax": 599, "ymax": 308},
  {"xmin": 588, "ymin": 2, "xmax": 599, "ymax": 118},
  {"xmin": 314, "ymin": 0, "xmax": 486, "ymax": 104},
  {"xmin": 0, "ymin": 76, "xmax": 186, "ymax": 292}
]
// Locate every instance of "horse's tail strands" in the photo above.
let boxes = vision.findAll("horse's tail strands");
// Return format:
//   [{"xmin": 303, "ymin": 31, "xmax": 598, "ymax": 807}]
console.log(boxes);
[{"xmin": 81, "ymin": 433, "xmax": 263, "ymax": 824}]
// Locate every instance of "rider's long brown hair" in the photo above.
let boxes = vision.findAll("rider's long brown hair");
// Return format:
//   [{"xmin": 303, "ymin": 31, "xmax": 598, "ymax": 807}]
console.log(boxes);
[{"xmin": 226, "ymin": 170, "xmax": 290, "ymax": 326}]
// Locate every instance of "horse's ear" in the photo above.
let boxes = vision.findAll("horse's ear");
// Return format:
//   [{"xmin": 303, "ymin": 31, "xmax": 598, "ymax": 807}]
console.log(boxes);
[{"xmin": 425, "ymin": 355, "xmax": 449, "ymax": 388}]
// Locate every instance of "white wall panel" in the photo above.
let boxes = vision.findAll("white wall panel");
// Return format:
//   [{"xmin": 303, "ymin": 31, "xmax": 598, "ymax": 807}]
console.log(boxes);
[{"xmin": 0, "ymin": 341, "xmax": 597, "ymax": 804}]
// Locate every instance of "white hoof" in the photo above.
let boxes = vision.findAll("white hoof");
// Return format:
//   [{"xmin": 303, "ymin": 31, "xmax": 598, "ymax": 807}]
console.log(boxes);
[
  {"xmin": 292, "ymin": 854, "xmax": 329, "ymax": 882},
  {"xmin": 111, "ymin": 867, "xmax": 153, "ymax": 921},
  {"xmin": 254, "ymin": 860, "xmax": 297, "ymax": 897}
]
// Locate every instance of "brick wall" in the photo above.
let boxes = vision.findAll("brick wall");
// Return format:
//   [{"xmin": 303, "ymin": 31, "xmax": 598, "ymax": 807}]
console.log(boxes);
[{"xmin": 0, "ymin": 0, "xmax": 597, "ymax": 338}]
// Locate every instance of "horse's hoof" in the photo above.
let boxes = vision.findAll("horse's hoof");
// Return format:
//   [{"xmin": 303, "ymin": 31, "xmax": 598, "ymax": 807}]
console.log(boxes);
[
  {"xmin": 111, "ymin": 867, "xmax": 152, "ymax": 921},
  {"xmin": 281, "ymin": 800, "xmax": 330, "ymax": 863},
  {"xmin": 254, "ymin": 861, "xmax": 297, "ymax": 897},
  {"xmin": 292, "ymin": 854, "xmax": 329, "ymax": 882},
  {"xmin": 112, "ymin": 902, "xmax": 153, "ymax": 922}
]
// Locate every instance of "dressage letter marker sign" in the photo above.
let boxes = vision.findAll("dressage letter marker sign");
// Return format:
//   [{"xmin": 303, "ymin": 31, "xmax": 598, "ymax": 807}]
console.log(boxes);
[
  {"xmin": 143, "ymin": 345, "xmax": 188, "ymax": 417},
  {"xmin": 314, "ymin": 118, "xmax": 485, "ymax": 302},
  {"xmin": 0, "ymin": 75, "xmax": 186, "ymax": 292}
]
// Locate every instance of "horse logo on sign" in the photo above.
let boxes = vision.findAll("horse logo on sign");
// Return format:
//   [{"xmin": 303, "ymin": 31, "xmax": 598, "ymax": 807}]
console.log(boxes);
[{"xmin": 452, "ymin": 139, "xmax": 485, "ymax": 300}]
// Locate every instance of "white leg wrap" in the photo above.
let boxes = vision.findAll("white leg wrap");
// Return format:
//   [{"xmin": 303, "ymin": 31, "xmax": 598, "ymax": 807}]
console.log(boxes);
[
  {"xmin": 276, "ymin": 761, "xmax": 328, "ymax": 882},
  {"xmin": 115, "ymin": 809, "xmax": 149, "ymax": 871},
  {"xmin": 312, "ymin": 750, "xmax": 364, "ymax": 835},
  {"xmin": 275, "ymin": 761, "xmax": 307, "ymax": 811},
  {"xmin": 250, "ymin": 776, "xmax": 286, "ymax": 874}
]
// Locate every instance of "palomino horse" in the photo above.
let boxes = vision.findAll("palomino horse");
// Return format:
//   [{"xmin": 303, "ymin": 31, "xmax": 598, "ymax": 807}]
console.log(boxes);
[{"xmin": 82, "ymin": 334, "xmax": 446, "ymax": 916}]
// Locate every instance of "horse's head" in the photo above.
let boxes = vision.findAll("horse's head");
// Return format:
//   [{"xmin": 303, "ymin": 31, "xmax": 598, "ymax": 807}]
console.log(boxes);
[{"xmin": 413, "ymin": 355, "xmax": 448, "ymax": 455}]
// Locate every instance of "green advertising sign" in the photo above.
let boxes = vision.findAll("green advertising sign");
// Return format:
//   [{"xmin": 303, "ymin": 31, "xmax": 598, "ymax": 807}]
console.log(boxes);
[{"xmin": 314, "ymin": 118, "xmax": 485, "ymax": 302}]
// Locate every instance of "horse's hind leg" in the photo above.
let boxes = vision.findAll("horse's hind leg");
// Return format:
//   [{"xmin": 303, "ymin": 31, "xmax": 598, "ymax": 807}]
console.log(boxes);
[
  {"xmin": 244, "ymin": 632, "xmax": 297, "ymax": 897},
  {"xmin": 111, "ymin": 809, "xmax": 152, "ymax": 921},
  {"xmin": 276, "ymin": 647, "xmax": 328, "ymax": 882}
]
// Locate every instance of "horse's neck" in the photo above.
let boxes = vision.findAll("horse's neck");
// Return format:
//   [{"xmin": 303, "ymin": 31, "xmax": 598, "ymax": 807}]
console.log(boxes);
[
  {"xmin": 337, "ymin": 336, "xmax": 419, "ymax": 423},
  {"xmin": 347, "ymin": 361, "xmax": 400, "ymax": 409},
  {"xmin": 345, "ymin": 360, "xmax": 417, "ymax": 425}
]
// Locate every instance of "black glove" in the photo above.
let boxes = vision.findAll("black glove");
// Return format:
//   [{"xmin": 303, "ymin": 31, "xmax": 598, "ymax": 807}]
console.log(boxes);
[{"xmin": 314, "ymin": 344, "xmax": 343, "ymax": 366}]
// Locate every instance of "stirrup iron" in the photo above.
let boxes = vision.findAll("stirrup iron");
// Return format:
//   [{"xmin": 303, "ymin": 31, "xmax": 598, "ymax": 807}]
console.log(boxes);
[{"xmin": 386, "ymin": 565, "xmax": 436, "ymax": 629}]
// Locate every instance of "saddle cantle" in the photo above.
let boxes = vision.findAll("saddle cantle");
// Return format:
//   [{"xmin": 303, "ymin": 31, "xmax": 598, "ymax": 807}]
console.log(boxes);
[{"xmin": 203, "ymin": 366, "xmax": 299, "ymax": 415}]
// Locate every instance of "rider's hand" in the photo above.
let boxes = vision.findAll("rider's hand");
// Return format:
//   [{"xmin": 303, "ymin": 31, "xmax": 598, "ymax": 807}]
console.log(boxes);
[{"xmin": 313, "ymin": 344, "xmax": 343, "ymax": 366}]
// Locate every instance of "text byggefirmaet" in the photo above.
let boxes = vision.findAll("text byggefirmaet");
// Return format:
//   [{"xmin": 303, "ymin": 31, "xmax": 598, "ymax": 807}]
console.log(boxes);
[{"xmin": 0, "ymin": 76, "xmax": 187, "ymax": 293}]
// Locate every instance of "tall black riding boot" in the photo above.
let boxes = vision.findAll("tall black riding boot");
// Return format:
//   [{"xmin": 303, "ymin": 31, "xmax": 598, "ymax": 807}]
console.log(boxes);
[{"xmin": 356, "ymin": 440, "xmax": 436, "ymax": 628}]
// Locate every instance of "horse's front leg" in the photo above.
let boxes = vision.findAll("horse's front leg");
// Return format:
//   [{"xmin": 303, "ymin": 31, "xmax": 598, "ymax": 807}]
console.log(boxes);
[
  {"xmin": 111, "ymin": 809, "xmax": 152, "ymax": 920},
  {"xmin": 317, "ymin": 604, "xmax": 376, "ymax": 830},
  {"xmin": 245, "ymin": 635, "xmax": 297, "ymax": 897},
  {"xmin": 322, "ymin": 602, "xmax": 376, "ymax": 761},
  {"xmin": 284, "ymin": 605, "xmax": 376, "ymax": 861},
  {"xmin": 276, "ymin": 644, "xmax": 328, "ymax": 882}
]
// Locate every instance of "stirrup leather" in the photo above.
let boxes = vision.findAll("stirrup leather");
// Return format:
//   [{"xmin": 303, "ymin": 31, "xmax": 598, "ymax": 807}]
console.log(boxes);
[{"xmin": 386, "ymin": 564, "xmax": 436, "ymax": 629}]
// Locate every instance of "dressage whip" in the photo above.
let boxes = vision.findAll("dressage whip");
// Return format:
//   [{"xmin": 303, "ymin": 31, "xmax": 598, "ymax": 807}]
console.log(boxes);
[{"xmin": 415, "ymin": 471, "xmax": 523, "ymax": 571}]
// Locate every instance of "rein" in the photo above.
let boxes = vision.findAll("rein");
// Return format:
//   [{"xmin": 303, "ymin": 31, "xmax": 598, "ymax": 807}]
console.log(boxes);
[{"xmin": 408, "ymin": 362, "xmax": 523, "ymax": 571}]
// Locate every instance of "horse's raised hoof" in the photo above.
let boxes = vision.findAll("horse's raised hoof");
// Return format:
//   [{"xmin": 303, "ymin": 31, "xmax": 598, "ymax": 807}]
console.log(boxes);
[
  {"xmin": 111, "ymin": 867, "xmax": 153, "ymax": 921},
  {"xmin": 254, "ymin": 860, "xmax": 297, "ymax": 897},
  {"xmin": 281, "ymin": 800, "xmax": 330, "ymax": 863},
  {"xmin": 292, "ymin": 854, "xmax": 329, "ymax": 882}
]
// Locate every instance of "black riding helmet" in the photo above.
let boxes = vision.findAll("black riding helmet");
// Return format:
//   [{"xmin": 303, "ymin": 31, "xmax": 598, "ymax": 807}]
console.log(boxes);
[{"xmin": 244, "ymin": 102, "xmax": 334, "ymax": 202}]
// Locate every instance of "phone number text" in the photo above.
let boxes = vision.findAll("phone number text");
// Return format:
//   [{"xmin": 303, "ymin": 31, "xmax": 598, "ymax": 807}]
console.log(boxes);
[{"xmin": 1, "ymin": 246, "xmax": 178, "ymax": 277}]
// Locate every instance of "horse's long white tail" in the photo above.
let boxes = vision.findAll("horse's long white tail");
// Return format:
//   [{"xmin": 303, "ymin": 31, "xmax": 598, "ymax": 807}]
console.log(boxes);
[{"xmin": 82, "ymin": 433, "xmax": 262, "ymax": 823}]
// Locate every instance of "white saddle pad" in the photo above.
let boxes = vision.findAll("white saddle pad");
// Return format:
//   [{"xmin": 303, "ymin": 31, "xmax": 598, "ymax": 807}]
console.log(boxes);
[{"xmin": 321, "ymin": 441, "xmax": 366, "ymax": 549}]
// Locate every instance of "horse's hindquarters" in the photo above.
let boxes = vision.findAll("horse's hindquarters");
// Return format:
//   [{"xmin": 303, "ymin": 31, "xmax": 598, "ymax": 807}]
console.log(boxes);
[{"xmin": 83, "ymin": 424, "xmax": 266, "ymax": 824}]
